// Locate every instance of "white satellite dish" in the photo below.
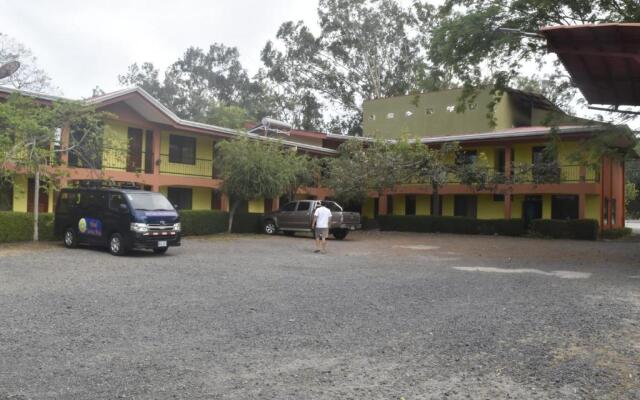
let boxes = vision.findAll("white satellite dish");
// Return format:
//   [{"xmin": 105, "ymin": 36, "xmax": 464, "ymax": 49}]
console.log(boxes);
[{"xmin": 0, "ymin": 61, "xmax": 20, "ymax": 79}]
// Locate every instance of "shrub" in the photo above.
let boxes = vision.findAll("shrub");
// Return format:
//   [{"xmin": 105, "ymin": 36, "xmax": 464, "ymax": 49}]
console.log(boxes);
[
  {"xmin": 377, "ymin": 215, "xmax": 525, "ymax": 236},
  {"xmin": 0, "ymin": 212, "xmax": 55, "ymax": 243},
  {"xmin": 179, "ymin": 210, "xmax": 262, "ymax": 235},
  {"xmin": 529, "ymin": 219, "xmax": 599, "ymax": 240},
  {"xmin": 600, "ymin": 227, "xmax": 633, "ymax": 240}
]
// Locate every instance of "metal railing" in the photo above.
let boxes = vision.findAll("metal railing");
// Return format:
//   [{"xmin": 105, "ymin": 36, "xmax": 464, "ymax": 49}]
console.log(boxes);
[{"xmin": 159, "ymin": 154, "xmax": 213, "ymax": 178}]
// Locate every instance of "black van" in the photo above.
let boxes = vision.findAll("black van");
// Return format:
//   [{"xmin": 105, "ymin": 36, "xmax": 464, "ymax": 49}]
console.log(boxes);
[{"xmin": 54, "ymin": 188, "xmax": 181, "ymax": 256}]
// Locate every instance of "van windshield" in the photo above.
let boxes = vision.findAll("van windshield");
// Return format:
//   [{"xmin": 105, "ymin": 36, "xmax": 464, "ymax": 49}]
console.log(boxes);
[{"xmin": 126, "ymin": 193, "xmax": 174, "ymax": 211}]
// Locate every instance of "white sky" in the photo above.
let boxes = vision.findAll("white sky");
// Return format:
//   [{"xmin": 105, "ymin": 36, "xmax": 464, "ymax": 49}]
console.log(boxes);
[{"xmin": 0, "ymin": 0, "xmax": 320, "ymax": 98}]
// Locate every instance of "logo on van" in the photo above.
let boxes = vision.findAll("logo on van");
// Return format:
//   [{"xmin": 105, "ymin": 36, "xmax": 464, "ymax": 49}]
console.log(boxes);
[{"xmin": 78, "ymin": 218, "xmax": 87, "ymax": 233}]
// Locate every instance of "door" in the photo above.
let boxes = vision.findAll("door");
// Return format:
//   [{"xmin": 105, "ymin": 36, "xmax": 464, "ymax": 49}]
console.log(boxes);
[
  {"xmin": 522, "ymin": 196, "xmax": 542, "ymax": 226},
  {"xmin": 127, "ymin": 127, "xmax": 143, "ymax": 172},
  {"xmin": 291, "ymin": 201, "xmax": 312, "ymax": 229},
  {"xmin": 277, "ymin": 201, "xmax": 298, "ymax": 228},
  {"xmin": 27, "ymin": 179, "xmax": 48, "ymax": 213},
  {"xmin": 104, "ymin": 192, "xmax": 129, "ymax": 244},
  {"xmin": 77, "ymin": 190, "xmax": 106, "ymax": 244}
]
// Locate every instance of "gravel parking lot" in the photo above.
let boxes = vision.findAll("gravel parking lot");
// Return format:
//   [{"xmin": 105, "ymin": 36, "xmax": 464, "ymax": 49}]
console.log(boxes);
[{"xmin": 1, "ymin": 232, "xmax": 639, "ymax": 399}]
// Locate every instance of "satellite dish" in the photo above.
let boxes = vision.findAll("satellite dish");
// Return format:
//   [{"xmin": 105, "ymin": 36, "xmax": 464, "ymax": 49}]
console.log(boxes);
[{"xmin": 0, "ymin": 61, "xmax": 20, "ymax": 79}]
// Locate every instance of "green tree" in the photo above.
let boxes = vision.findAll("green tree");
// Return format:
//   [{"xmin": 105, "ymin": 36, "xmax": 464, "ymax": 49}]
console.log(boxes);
[
  {"xmin": 0, "ymin": 94, "xmax": 106, "ymax": 240},
  {"xmin": 0, "ymin": 33, "xmax": 52, "ymax": 92},
  {"xmin": 262, "ymin": 0, "xmax": 441, "ymax": 135},
  {"xmin": 215, "ymin": 136, "xmax": 312, "ymax": 232},
  {"xmin": 425, "ymin": 0, "xmax": 640, "ymax": 121}
]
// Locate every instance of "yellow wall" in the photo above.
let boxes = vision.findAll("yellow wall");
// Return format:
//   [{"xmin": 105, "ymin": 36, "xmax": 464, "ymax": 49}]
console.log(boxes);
[
  {"xmin": 441, "ymin": 195, "xmax": 454, "ymax": 216},
  {"xmin": 362, "ymin": 197, "xmax": 376, "ymax": 218},
  {"xmin": 392, "ymin": 194, "xmax": 405, "ymax": 216},
  {"xmin": 585, "ymin": 195, "xmax": 600, "ymax": 220},
  {"xmin": 248, "ymin": 198, "xmax": 264, "ymax": 214},
  {"xmin": 193, "ymin": 188, "xmax": 212, "ymax": 210},
  {"xmin": 416, "ymin": 195, "xmax": 430, "ymax": 216},
  {"xmin": 160, "ymin": 130, "xmax": 214, "ymax": 177},
  {"xmin": 12, "ymin": 175, "xmax": 28, "ymax": 212},
  {"xmin": 103, "ymin": 120, "xmax": 130, "ymax": 170},
  {"xmin": 512, "ymin": 194, "xmax": 524, "ymax": 219},
  {"xmin": 542, "ymin": 194, "xmax": 552, "ymax": 219},
  {"xmin": 477, "ymin": 194, "xmax": 504, "ymax": 219}
]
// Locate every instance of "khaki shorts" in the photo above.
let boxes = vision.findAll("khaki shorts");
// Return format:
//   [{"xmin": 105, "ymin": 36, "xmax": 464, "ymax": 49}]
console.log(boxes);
[{"xmin": 315, "ymin": 227, "xmax": 329, "ymax": 239}]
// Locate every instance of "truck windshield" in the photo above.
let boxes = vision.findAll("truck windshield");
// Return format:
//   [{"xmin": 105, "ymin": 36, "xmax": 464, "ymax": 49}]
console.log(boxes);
[{"xmin": 126, "ymin": 193, "xmax": 174, "ymax": 211}]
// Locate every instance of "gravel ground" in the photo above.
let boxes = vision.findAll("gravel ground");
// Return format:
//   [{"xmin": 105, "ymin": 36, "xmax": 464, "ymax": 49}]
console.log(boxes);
[{"xmin": 0, "ymin": 232, "xmax": 639, "ymax": 400}]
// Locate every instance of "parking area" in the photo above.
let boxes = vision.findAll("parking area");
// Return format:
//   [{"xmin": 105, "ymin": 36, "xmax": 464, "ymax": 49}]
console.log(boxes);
[{"xmin": 1, "ymin": 232, "xmax": 639, "ymax": 399}]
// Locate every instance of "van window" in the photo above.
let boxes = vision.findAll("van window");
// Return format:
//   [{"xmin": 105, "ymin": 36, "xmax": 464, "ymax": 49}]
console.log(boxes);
[
  {"xmin": 297, "ymin": 202, "xmax": 310, "ymax": 211},
  {"xmin": 281, "ymin": 202, "xmax": 296, "ymax": 212},
  {"xmin": 109, "ymin": 193, "xmax": 127, "ymax": 211},
  {"xmin": 58, "ymin": 191, "xmax": 81, "ymax": 213}
]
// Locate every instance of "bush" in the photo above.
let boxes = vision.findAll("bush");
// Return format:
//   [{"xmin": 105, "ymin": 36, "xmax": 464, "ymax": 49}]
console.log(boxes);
[
  {"xmin": 0, "ymin": 212, "xmax": 55, "ymax": 243},
  {"xmin": 529, "ymin": 219, "xmax": 599, "ymax": 240},
  {"xmin": 600, "ymin": 227, "xmax": 633, "ymax": 239},
  {"xmin": 179, "ymin": 210, "xmax": 262, "ymax": 235},
  {"xmin": 377, "ymin": 215, "xmax": 525, "ymax": 236}
]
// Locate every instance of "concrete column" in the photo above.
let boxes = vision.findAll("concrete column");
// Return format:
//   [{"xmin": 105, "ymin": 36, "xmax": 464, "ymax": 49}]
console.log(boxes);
[
  {"xmin": 578, "ymin": 193, "xmax": 586, "ymax": 219},
  {"xmin": 221, "ymin": 193, "xmax": 229, "ymax": 212},
  {"xmin": 60, "ymin": 125, "xmax": 70, "ymax": 165},
  {"xmin": 272, "ymin": 197, "xmax": 280, "ymax": 211},
  {"xmin": 504, "ymin": 193, "xmax": 512, "ymax": 219},
  {"xmin": 378, "ymin": 195, "xmax": 388, "ymax": 215}
]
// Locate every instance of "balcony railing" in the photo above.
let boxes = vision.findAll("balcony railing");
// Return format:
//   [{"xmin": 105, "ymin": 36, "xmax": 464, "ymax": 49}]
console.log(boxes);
[
  {"xmin": 159, "ymin": 154, "xmax": 213, "ymax": 178},
  {"xmin": 433, "ymin": 164, "xmax": 600, "ymax": 186}
]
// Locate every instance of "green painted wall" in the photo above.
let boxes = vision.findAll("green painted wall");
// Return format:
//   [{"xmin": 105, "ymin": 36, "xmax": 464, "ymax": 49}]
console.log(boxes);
[
  {"xmin": 442, "ymin": 195, "xmax": 454, "ymax": 216},
  {"xmin": 193, "ymin": 188, "xmax": 212, "ymax": 210},
  {"xmin": 586, "ymin": 195, "xmax": 600, "ymax": 220}
]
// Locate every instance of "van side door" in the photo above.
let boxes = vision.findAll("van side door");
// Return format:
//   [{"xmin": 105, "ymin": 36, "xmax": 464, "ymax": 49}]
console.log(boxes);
[
  {"xmin": 104, "ymin": 192, "xmax": 129, "ymax": 244},
  {"xmin": 77, "ymin": 190, "xmax": 106, "ymax": 244}
]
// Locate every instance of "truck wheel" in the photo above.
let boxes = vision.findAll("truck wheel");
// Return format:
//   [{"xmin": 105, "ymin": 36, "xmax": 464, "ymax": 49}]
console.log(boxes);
[
  {"xmin": 263, "ymin": 220, "xmax": 277, "ymax": 235},
  {"xmin": 64, "ymin": 227, "xmax": 78, "ymax": 248},
  {"xmin": 332, "ymin": 229, "xmax": 349, "ymax": 240},
  {"xmin": 109, "ymin": 233, "xmax": 127, "ymax": 256}
]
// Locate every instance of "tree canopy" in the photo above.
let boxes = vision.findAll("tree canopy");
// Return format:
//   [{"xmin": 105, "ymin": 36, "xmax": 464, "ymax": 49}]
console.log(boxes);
[{"xmin": 0, "ymin": 33, "xmax": 52, "ymax": 92}]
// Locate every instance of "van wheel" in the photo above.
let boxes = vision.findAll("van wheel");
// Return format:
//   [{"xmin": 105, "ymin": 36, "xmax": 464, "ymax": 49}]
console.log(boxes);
[
  {"xmin": 332, "ymin": 229, "xmax": 349, "ymax": 240},
  {"xmin": 109, "ymin": 233, "xmax": 126, "ymax": 256},
  {"xmin": 153, "ymin": 247, "xmax": 168, "ymax": 254},
  {"xmin": 64, "ymin": 227, "xmax": 78, "ymax": 248},
  {"xmin": 263, "ymin": 220, "xmax": 278, "ymax": 235}
]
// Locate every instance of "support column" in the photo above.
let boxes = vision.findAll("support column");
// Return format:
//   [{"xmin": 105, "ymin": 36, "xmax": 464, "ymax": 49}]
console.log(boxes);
[
  {"xmin": 504, "ymin": 193, "xmax": 512, "ymax": 219},
  {"xmin": 271, "ymin": 197, "xmax": 280, "ymax": 211},
  {"xmin": 221, "ymin": 193, "xmax": 229, "ymax": 212},
  {"xmin": 151, "ymin": 129, "xmax": 162, "ymax": 192},
  {"xmin": 578, "ymin": 193, "xmax": 586, "ymax": 219},
  {"xmin": 378, "ymin": 194, "xmax": 388, "ymax": 215},
  {"xmin": 60, "ymin": 126, "xmax": 70, "ymax": 188}
]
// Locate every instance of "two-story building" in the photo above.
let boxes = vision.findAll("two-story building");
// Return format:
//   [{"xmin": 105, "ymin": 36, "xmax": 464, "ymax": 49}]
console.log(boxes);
[
  {"xmin": 356, "ymin": 87, "xmax": 633, "ymax": 230},
  {"xmin": 0, "ymin": 86, "xmax": 337, "ymax": 216}
]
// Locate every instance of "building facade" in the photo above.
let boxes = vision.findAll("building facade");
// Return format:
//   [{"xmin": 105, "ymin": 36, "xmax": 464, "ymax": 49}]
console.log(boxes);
[{"xmin": 0, "ymin": 86, "xmax": 631, "ymax": 231}]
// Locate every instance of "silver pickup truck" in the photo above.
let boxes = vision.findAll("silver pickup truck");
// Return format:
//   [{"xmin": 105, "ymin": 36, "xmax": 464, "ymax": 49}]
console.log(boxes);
[{"xmin": 262, "ymin": 200, "xmax": 361, "ymax": 239}]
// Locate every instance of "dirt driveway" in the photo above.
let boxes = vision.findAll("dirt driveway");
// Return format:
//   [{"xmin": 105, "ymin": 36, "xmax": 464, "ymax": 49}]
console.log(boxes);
[{"xmin": 0, "ymin": 232, "xmax": 639, "ymax": 399}]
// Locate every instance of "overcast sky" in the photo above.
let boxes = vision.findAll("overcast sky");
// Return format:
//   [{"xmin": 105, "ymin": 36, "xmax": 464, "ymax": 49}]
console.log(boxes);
[{"xmin": 1, "ymin": 0, "xmax": 320, "ymax": 98}]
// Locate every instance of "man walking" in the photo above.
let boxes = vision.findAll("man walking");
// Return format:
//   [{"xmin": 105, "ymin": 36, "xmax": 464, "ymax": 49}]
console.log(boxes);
[{"xmin": 312, "ymin": 201, "xmax": 332, "ymax": 254}]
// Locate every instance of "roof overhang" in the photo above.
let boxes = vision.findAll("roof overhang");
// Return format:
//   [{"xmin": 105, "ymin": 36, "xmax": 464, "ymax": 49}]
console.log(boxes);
[{"xmin": 541, "ymin": 23, "xmax": 640, "ymax": 107}]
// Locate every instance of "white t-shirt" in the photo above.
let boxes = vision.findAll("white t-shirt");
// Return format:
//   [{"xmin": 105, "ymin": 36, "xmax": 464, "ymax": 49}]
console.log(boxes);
[{"xmin": 314, "ymin": 206, "xmax": 332, "ymax": 228}]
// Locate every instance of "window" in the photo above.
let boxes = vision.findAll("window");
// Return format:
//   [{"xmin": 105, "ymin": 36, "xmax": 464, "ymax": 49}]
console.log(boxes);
[
  {"xmin": 167, "ymin": 187, "xmax": 192, "ymax": 210},
  {"xmin": 109, "ymin": 193, "xmax": 126, "ymax": 212},
  {"xmin": 405, "ymin": 195, "xmax": 416, "ymax": 215},
  {"xmin": 386, "ymin": 195, "xmax": 394, "ymax": 215},
  {"xmin": 495, "ymin": 149, "xmax": 506, "ymax": 173},
  {"xmin": 611, "ymin": 198, "xmax": 617, "ymax": 225},
  {"xmin": 532, "ymin": 146, "xmax": 546, "ymax": 164},
  {"xmin": 211, "ymin": 190, "xmax": 222, "ymax": 210},
  {"xmin": 493, "ymin": 194, "xmax": 505, "ymax": 202},
  {"xmin": 323, "ymin": 201, "xmax": 343, "ymax": 212},
  {"xmin": 0, "ymin": 181, "xmax": 13, "ymax": 211},
  {"xmin": 454, "ymin": 195, "xmax": 477, "ymax": 218},
  {"xmin": 456, "ymin": 150, "xmax": 478, "ymax": 166},
  {"xmin": 169, "ymin": 135, "xmax": 196, "ymax": 164},
  {"xmin": 281, "ymin": 202, "xmax": 297, "ymax": 212},
  {"xmin": 297, "ymin": 202, "xmax": 310, "ymax": 211},
  {"xmin": 551, "ymin": 195, "xmax": 579, "ymax": 220},
  {"xmin": 57, "ymin": 191, "xmax": 80, "ymax": 213},
  {"xmin": 386, "ymin": 112, "xmax": 395, "ymax": 119}
]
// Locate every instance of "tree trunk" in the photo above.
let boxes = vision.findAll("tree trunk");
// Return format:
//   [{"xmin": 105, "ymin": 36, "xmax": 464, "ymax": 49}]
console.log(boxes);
[
  {"xmin": 227, "ymin": 200, "xmax": 240, "ymax": 234},
  {"xmin": 432, "ymin": 184, "xmax": 440, "ymax": 217},
  {"xmin": 33, "ymin": 169, "xmax": 40, "ymax": 242}
]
